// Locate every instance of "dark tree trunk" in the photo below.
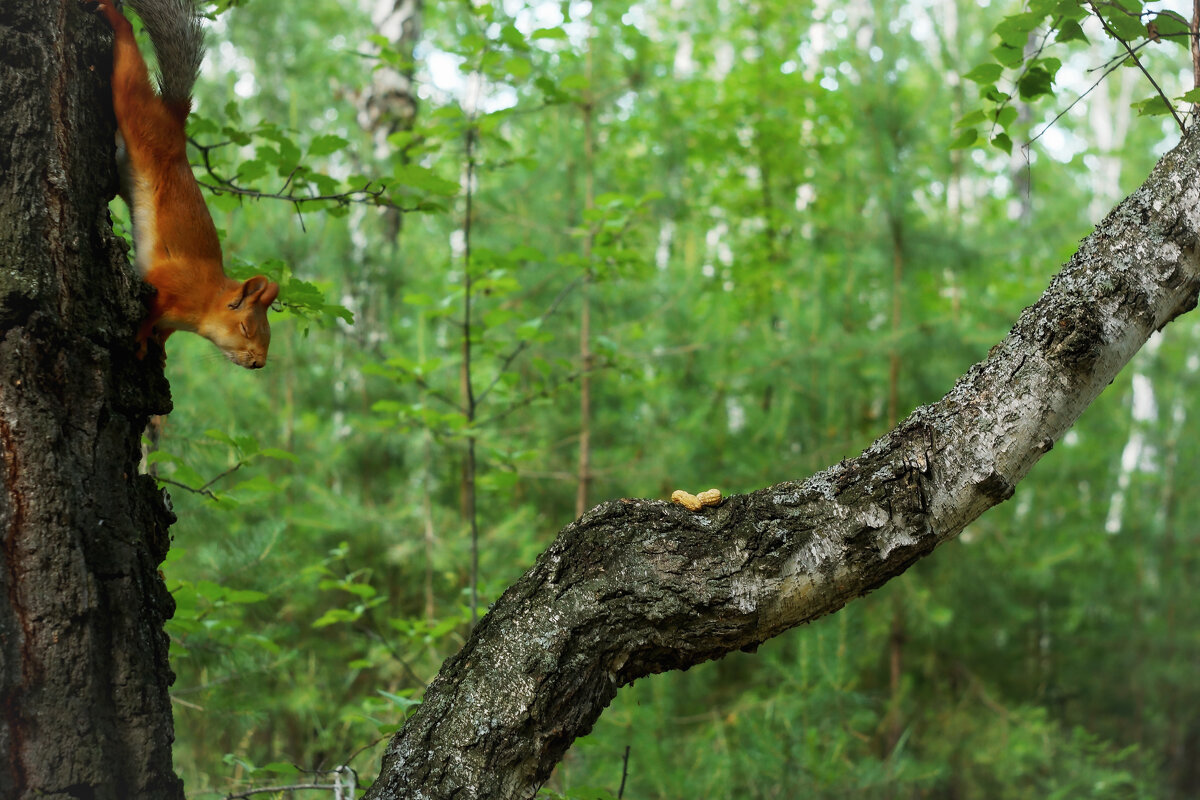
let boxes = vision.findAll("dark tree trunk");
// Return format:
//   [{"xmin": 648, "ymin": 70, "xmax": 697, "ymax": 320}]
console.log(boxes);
[
  {"xmin": 364, "ymin": 124, "xmax": 1200, "ymax": 797},
  {"xmin": 0, "ymin": 3, "xmax": 180, "ymax": 798}
]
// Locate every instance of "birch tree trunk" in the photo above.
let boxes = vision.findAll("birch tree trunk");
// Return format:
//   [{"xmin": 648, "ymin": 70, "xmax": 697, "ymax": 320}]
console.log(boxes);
[
  {"xmin": 363, "ymin": 123, "xmax": 1200, "ymax": 798},
  {"xmin": 0, "ymin": 3, "xmax": 180, "ymax": 798}
]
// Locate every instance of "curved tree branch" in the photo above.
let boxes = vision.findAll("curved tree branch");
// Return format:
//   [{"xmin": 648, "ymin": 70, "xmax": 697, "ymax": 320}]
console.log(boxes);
[{"xmin": 364, "ymin": 124, "xmax": 1200, "ymax": 799}]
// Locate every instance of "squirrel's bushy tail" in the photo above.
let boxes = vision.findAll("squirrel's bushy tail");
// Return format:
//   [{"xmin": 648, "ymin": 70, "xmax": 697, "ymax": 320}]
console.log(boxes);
[{"xmin": 127, "ymin": 0, "xmax": 204, "ymax": 105}]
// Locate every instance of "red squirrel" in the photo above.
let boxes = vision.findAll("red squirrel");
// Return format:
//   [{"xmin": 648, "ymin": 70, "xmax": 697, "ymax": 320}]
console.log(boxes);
[{"xmin": 87, "ymin": 0, "xmax": 280, "ymax": 369}]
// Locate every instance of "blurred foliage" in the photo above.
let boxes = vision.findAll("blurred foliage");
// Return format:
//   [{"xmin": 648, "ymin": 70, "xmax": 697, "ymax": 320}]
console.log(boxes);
[{"xmin": 124, "ymin": 0, "xmax": 1200, "ymax": 797}]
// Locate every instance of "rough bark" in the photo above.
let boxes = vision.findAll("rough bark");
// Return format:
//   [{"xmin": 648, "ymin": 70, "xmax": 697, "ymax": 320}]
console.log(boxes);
[
  {"xmin": 364, "ymin": 125, "xmax": 1200, "ymax": 797},
  {"xmin": 0, "ymin": 3, "xmax": 180, "ymax": 798}
]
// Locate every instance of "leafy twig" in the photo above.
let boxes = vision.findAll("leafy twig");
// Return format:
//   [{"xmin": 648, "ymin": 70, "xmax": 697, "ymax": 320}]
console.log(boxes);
[
  {"xmin": 189, "ymin": 137, "xmax": 421, "ymax": 212},
  {"xmin": 1030, "ymin": 40, "xmax": 1152, "ymax": 145},
  {"xmin": 1088, "ymin": 0, "xmax": 1184, "ymax": 130}
]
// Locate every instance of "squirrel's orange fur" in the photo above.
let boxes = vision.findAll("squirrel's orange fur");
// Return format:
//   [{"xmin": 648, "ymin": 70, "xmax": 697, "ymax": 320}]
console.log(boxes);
[{"xmin": 91, "ymin": 0, "xmax": 279, "ymax": 369}]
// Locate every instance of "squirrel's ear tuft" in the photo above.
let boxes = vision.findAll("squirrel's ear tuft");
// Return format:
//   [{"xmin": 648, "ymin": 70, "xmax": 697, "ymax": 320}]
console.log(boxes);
[{"xmin": 229, "ymin": 276, "xmax": 270, "ymax": 309}]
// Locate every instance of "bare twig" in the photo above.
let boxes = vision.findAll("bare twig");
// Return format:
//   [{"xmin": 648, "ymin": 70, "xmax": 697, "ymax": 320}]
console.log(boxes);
[
  {"xmin": 343, "ymin": 732, "xmax": 392, "ymax": 768},
  {"xmin": 156, "ymin": 477, "xmax": 218, "ymax": 499},
  {"xmin": 154, "ymin": 460, "xmax": 244, "ymax": 501}
]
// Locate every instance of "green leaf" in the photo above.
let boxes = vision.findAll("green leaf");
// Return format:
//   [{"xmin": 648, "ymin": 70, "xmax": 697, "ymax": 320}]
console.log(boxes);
[
  {"xmin": 205, "ymin": 429, "xmax": 238, "ymax": 447},
  {"xmin": 991, "ymin": 133, "xmax": 1013, "ymax": 154},
  {"xmin": 956, "ymin": 108, "xmax": 987, "ymax": 128},
  {"xmin": 1098, "ymin": 6, "xmax": 1147, "ymax": 40},
  {"xmin": 231, "ymin": 475, "xmax": 278, "ymax": 494},
  {"xmin": 995, "ymin": 12, "xmax": 1042, "ymax": 48},
  {"xmin": 949, "ymin": 128, "xmax": 979, "ymax": 149},
  {"xmin": 1056, "ymin": 19, "xmax": 1088, "ymax": 44},
  {"xmin": 963, "ymin": 63, "xmax": 1004, "ymax": 84},
  {"xmin": 208, "ymin": 191, "xmax": 242, "ymax": 214},
  {"xmin": 994, "ymin": 105, "xmax": 1018, "ymax": 128},
  {"xmin": 1017, "ymin": 65, "xmax": 1055, "ymax": 99},
  {"xmin": 393, "ymin": 164, "xmax": 461, "ymax": 196},
  {"xmin": 195, "ymin": 580, "xmax": 227, "ymax": 602},
  {"xmin": 460, "ymin": 33, "xmax": 487, "ymax": 54},
  {"xmin": 505, "ymin": 56, "xmax": 533, "ymax": 81},
  {"xmin": 531, "ymin": 26, "xmax": 568, "ymax": 40},
  {"xmin": 339, "ymin": 582, "xmax": 378, "ymax": 599},
  {"xmin": 1180, "ymin": 88, "xmax": 1200, "ymax": 103},
  {"xmin": 313, "ymin": 608, "xmax": 360, "ymax": 628},
  {"xmin": 1132, "ymin": 95, "xmax": 1174, "ymax": 116},
  {"xmin": 377, "ymin": 689, "xmax": 422, "ymax": 710},
  {"xmin": 983, "ymin": 86, "xmax": 1010, "ymax": 105},
  {"xmin": 236, "ymin": 158, "xmax": 268, "ymax": 183},
  {"xmin": 991, "ymin": 43, "xmax": 1025, "ymax": 68},
  {"xmin": 308, "ymin": 134, "xmax": 350, "ymax": 157},
  {"xmin": 560, "ymin": 74, "xmax": 590, "ymax": 91},
  {"xmin": 225, "ymin": 589, "xmax": 269, "ymax": 604},
  {"xmin": 499, "ymin": 23, "xmax": 529, "ymax": 51},
  {"xmin": 256, "ymin": 762, "xmax": 300, "ymax": 775},
  {"xmin": 1054, "ymin": 0, "xmax": 1090, "ymax": 21}
]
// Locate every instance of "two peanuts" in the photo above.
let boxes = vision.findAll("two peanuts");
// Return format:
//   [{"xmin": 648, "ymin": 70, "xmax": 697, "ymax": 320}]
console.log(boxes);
[{"xmin": 670, "ymin": 488, "xmax": 722, "ymax": 511}]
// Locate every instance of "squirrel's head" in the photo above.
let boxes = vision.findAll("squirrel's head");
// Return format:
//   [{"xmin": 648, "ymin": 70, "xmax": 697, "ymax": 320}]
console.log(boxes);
[{"xmin": 206, "ymin": 276, "xmax": 280, "ymax": 369}]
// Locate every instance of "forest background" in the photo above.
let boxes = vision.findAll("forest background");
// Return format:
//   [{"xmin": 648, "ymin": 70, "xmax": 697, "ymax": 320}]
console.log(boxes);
[{"xmin": 139, "ymin": 0, "xmax": 1199, "ymax": 796}]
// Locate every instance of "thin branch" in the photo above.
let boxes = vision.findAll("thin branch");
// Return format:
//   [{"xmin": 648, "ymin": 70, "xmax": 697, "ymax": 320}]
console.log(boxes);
[
  {"xmin": 986, "ymin": 18, "xmax": 1057, "ymax": 139},
  {"xmin": 155, "ymin": 477, "xmax": 218, "ymax": 500},
  {"xmin": 154, "ymin": 461, "xmax": 243, "ymax": 500},
  {"xmin": 474, "ymin": 360, "xmax": 614, "ymax": 429},
  {"xmin": 201, "ymin": 461, "xmax": 244, "ymax": 492},
  {"xmin": 1088, "ymin": 0, "xmax": 1185, "ymax": 130},
  {"xmin": 389, "ymin": 367, "xmax": 464, "ymax": 413},
  {"xmin": 1029, "ymin": 43, "xmax": 1146, "ymax": 145},
  {"xmin": 618, "ymin": 745, "xmax": 632, "ymax": 799},
  {"xmin": 194, "ymin": 176, "xmax": 416, "ymax": 211},
  {"xmin": 222, "ymin": 783, "xmax": 339, "ymax": 799},
  {"xmin": 461, "ymin": 68, "xmax": 482, "ymax": 628},
  {"xmin": 189, "ymin": 137, "xmax": 422, "ymax": 212},
  {"xmin": 474, "ymin": 275, "xmax": 584, "ymax": 407},
  {"xmin": 1086, "ymin": 38, "xmax": 1151, "ymax": 75},
  {"xmin": 343, "ymin": 732, "xmax": 392, "ymax": 768}
]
